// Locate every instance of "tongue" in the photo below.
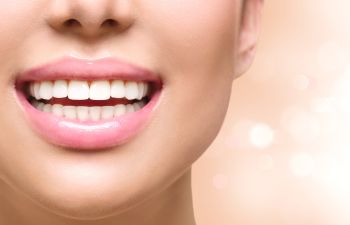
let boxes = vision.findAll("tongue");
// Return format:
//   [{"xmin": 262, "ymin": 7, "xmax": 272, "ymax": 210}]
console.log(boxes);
[{"xmin": 47, "ymin": 98, "xmax": 134, "ymax": 106}]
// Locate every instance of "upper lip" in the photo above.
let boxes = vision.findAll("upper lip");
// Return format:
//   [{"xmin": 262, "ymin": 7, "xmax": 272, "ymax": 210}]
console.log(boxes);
[{"xmin": 16, "ymin": 56, "xmax": 161, "ymax": 83}]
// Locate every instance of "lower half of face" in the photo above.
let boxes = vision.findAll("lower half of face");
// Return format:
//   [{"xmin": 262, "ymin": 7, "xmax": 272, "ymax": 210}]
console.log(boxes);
[{"xmin": 0, "ymin": 0, "xmax": 240, "ymax": 219}]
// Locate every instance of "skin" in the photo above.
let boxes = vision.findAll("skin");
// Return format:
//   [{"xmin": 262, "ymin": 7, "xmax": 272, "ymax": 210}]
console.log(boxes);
[{"xmin": 0, "ymin": 0, "xmax": 263, "ymax": 225}]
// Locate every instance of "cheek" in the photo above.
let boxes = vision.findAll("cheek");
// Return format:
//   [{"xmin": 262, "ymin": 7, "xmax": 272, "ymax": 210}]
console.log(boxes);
[
  {"xmin": 0, "ymin": 1, "xmax": 48, "ymax": 73},
  {"xmin": 138, "ymin": 0, "xmax": 240, "ymax": 84}
]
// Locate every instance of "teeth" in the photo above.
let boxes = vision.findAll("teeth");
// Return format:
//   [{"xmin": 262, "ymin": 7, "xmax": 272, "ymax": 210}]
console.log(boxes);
[
  {"xmin": 33, "ymin": 82, "xmax": 41, "ymax": 100},
  {"xmin": 89, "ymin": 107, "xmax": 101, "ymax": 121},
  {"xmin": 37, "ymin": 102, "xmax": 45, "ymax": 111},
  {"xmin": 114, "ymin": 104, "xmax": 126, "ymax": 116},
  {"xmin": 52, "ymin": 104, "xmax": 63, "ymax": 117},
  {"xmin": 39, "ymin": 81, "xmax": 53, "ymax": 100},
  {"xmin": 43, "ymin": 104, "xmax": 52, "ymax": 113},
  {"xmin": 33, "ymin": 100, "xmax": 146, "ymax": 121},
  {"xmin": 125, "ymin": 81, "xmax": 139, "ymax": 100},
  {"xmin": 137, "ymin": 83, "xmax": 145, "ymax": 100},
  {"xmin": 28, "ymin": 79, "xmax": 150, "ymax": 121},
  {"xmin": 133, "ymin": 102, "xmax": 142, "ymax": 111},
  {"xmin": 68, "ymin": 80, "xmax": 89, "ymax": 100},
  {"xmin": 63, "ymin": 106, "xmax": 77, "ymax": 119},
  {"xmin": 53, "ymin": 80, "xmax": 68, "ymax": 98},
  {"xmin": 110, "ymin": 80, "xmax": 125, "ymax": 98},
  {"xmin": 126, "ymin": 104, "xmax": 135, "ymax": 113},
  {"xmin": 101, "ymin": 106, "xmax": 114, "ymax": 119},
  {"xmin": 29, "ymin": 80, "xmax": 149, "ymax": 100},
  {"xmin": 89, "ymin": 80, "xmax": 111, "ymax": 100},
  {"xmin": 77, "ymin": 106, "xmax": 89, "ymax": 122}
]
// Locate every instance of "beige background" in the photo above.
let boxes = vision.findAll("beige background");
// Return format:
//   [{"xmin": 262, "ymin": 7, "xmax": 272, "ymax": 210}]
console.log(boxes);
[{"xmin": 192, "ymin": 1, "xmax": 350, "ymax": 224}]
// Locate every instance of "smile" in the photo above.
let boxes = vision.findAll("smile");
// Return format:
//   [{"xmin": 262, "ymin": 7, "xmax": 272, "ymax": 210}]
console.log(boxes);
[{"xmin": 15, "ymin": 57, "xmax": 162, "ymax": 150}]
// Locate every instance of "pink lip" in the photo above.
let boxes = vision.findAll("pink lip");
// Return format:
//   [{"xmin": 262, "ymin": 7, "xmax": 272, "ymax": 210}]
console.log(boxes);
[{"xmin": 15, "ymin": 56, "xmax": 162, "ymax": 150}]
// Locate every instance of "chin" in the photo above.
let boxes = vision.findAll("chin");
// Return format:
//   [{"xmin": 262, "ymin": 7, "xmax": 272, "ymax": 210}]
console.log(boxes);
[
  {"xmin": 9, "ymin": 156, "xmax": 157, "ymax": 220},
  {"xmin": 27, "ymin": 177, "xmax": 147, "ymax": 220}
]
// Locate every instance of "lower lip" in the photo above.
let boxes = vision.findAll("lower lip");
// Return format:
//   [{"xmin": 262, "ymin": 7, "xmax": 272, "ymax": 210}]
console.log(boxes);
[{"xmin": 15, "ymin": 91, "xmax": 160, "ymax": 150}]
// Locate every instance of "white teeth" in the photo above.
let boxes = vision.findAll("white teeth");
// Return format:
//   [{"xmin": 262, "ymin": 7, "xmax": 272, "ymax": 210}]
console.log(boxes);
[
  {"xmin": 125, "ymin": 81, "xmax": 139, "ymax": 100},
  {"xmin": 29, "ymin": 79, "xmax": 150, "ymax": 121},
  {"xmin": 52, "ymin": 104, "xmax": 63, "ymax": 117},
  {"xmin": 101, "ymin": 106, "xmax": 114, "ymax": 119},
  {"xmin": 89, "ymin": 107, "xmax": 101, "ymax": 121},
  {"xmin": 137, "ymin": 83, "xmax": 145, "ymax": 100},
  {"xmin": 63, "ymin": 106, "xmax": 77, "ymax": 119},
  {"xmin": 53, "ymin": 80, "xmax": 68, "ymax": 98},
  {"xmin": 33, "ymin": 82, "xmax": 41, "ymax": 100},
  {"xmin": 29, "ymin": 80, "xmax": 149, "ymax": 100},
  {"xmin": 110, "ymin": 80, "xmax": 125, "ymax": 98},
  {"xmin": 68, "ymin": 80, "xmax": 89, "ymax": 100},
  {"xmin": 39, "ymin": 81, "xmax": 53, "ymax": 100},
  {"xmin": 114, "ymin": 104, "xmax": 126, "ymax": 116},
  {"xmin": 77, "ymin": 106, "xmax": 89, "ymax": 122},
  {"xmin": 89, "ymin": 80, "xmax": 111, "ymax": 100}
]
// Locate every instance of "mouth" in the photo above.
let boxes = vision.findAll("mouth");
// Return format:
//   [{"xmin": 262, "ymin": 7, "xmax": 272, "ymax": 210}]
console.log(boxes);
[{"xmin": 15, "ymin": 57, "xmax": 162, "ymax": 150}]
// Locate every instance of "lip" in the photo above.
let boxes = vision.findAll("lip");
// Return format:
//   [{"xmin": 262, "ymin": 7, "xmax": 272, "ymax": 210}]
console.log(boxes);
[{"xmin": 14, "ymin": 56, "xmax": 162, "ymax": 150}]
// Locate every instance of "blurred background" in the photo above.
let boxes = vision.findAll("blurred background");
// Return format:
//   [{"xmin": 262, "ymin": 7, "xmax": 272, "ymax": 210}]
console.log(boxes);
[{"xmin": 192, "ymin": 1, "xmax": 350, "ymax": 225}]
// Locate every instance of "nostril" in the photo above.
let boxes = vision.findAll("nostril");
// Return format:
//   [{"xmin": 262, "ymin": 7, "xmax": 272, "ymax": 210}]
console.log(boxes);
[
  {"xmin": 63, "ymin": 19, "xmax": 81, "ymax": 28},
  {"xmin": 101, "ymin": 19, "xmax": 119, "ymax": 28}
]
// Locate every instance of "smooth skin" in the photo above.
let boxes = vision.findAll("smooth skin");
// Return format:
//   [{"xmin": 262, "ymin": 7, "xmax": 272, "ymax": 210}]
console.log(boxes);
[{"xmin": 0, "ymin": 0, "xmax": 263, "ymax": 225}]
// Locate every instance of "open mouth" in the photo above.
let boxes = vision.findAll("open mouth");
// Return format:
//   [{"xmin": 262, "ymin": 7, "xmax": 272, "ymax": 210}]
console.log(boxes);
[
  {"xmin": 24, "ymin": 79, "xmax": 152, "ymax": 121},
  {"xmin": 15, "ymin": 57, "xmax": 162, "ymax": 150}
]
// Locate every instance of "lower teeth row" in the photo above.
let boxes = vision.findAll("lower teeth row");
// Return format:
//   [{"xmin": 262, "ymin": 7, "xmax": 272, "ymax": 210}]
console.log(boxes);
[{"xmin": 31, "ymin": 100, "xmax": 145, "ymax": 121}]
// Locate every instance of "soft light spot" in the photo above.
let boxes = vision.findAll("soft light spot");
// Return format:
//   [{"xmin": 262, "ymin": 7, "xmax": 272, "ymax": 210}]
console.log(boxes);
[{"xmin": 249, "ymin": 123, "xmax": 275, "ymax": 149}]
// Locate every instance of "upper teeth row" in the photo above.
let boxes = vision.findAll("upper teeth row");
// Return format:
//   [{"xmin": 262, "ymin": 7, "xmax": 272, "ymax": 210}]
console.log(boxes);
[{"xmin": 29, "ymin": 80, "xmax": 149, "ymax": 101}]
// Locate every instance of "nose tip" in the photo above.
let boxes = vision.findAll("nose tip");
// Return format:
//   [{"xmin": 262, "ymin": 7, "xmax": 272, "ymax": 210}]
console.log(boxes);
[{"xmin": 46, "ymin": 0, "xmax": 134, "ymax": 38}]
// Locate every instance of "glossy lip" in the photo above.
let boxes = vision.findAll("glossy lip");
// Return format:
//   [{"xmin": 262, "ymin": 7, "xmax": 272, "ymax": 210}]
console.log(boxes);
[{"xmin": 14, "ymin": 56, "xmax": 162, "ymax": 150}]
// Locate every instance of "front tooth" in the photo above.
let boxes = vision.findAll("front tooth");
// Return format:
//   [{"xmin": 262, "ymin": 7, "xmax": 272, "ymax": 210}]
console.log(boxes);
[
  {"xmin": 52, "ymin": 104, "xmax": 63, "ymax": 117},
  {"xmin": 53, "ymin": 80, "xmax": 68, "ymax": 98},
  {"xmin": 68, "ymin": 80, "xmax": 89, "ymax": 100},
  {"xmin": 125, "ymin": 81, "xmax": 139, "ymax": 100},
  {"xmin": 63, "ymin": 106, "xmax": 77, "ymax": 119},
  {"xmin": 77, "ymin": 106, "xmax": 89, "ymax": 121},
  {"xmin": 89, "ymin": 107, "xmax": 101, "ymax": 121},
  {"xmin": 33, "ymin": 82, "xmax": 41, "ymax": 100},
  {"xmin": 101, "ymin": 106, "xmax": 114, "ymax": 119},
  {"xmin": 43, "ymin": 104, "xmax": 52, "ymax": 113},
  {"xmin": 89, "ymin": 80, "xmax": 110, "ymax": 100},
  {"xmin": 114, "ymin": 104, "xmax": 126, "ymax": 117},
  {"xmin": 110, "ymin": 80, "xmax": 125, "ymax": 98},
  {"xmin": 39, "ymin": 81, "xmax": 53, "ymax": 100},
  {"xmin": 126, "ymin": 104, "xmax": 135, "ymax": 113}
]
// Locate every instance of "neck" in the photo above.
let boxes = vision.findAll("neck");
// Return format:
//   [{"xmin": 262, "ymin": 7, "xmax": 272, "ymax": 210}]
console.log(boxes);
[{"xmin": 0, "ymin": 169, "xmax": 196, "ymax": 225}]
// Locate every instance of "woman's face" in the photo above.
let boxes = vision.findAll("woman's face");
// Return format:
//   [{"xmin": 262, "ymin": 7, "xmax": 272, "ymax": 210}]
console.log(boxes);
[{"xmin": 0, "ymin": 0, "xmax": 250, "ymax": 219}]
